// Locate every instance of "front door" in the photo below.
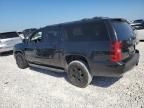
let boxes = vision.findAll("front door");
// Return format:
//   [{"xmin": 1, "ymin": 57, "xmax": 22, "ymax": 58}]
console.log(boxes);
[
  {"xmin": 25, "ymin": 31, "xmax": 43, "ymax": 64},
  {"xmin": 35, "ymin": 28, "xmax": 62, "ymax": 67}
]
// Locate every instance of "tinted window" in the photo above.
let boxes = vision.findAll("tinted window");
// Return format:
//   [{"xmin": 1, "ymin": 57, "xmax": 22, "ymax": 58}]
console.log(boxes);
[
  {"xmin": 43, "ymin": 30, "xmax": 59, "ymax": 43},
  {"xmin": 64, "ymin": 22, "xmax": 109, "ymax": 41},
  {"xmin": 134, "ymin": 20, "xmax": 144, "ymax": 23},
  {"xmin": 0, "ymin": 32, "xmax": 19, "ymax": 39},
  {"xmin": 112, "ymin": 21, "xmax": 134, "ymax": 40}
]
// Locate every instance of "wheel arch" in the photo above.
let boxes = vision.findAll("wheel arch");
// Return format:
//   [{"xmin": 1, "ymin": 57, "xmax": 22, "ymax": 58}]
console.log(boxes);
[
  {"xmin": 14, "ymin": 50, "xmax": 25, "ymax": 57},
  {"xmin": 65, "ymin": 54, "xmax": 89, "ymax": 67}
]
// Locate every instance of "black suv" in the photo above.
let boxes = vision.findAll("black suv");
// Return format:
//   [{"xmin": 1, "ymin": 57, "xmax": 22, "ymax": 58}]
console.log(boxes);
[{"xmin": 14, "ymin": 17, "xmax": 139, "ymax": 88}]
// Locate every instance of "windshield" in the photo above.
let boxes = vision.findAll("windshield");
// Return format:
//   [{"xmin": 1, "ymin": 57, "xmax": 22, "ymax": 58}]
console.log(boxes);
[{"xmin": 112, "ymin": 21, "xmax": 135, "ymax": 40}]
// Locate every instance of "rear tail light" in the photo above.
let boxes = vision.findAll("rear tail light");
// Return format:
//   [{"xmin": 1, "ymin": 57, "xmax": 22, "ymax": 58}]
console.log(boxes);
[{"xmin": 110, "ymin": 41, "xmax": 122, "ymax": 62}]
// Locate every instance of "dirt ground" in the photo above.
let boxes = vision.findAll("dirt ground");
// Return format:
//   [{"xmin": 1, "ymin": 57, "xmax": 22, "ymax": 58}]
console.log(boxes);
[{"xmin": 0, "ymin": 42, "xmax": 144, "ymax": 108}]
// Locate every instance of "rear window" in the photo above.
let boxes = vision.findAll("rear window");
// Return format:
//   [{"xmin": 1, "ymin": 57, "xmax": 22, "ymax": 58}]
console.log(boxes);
[
  {"xmin": 64, "ymin": 22, "xmax": 109, "ymax": 41},
  {"xmin": 112, "ymin": 21, "xmax": 134, "ymax": 40},
  {"xmin": 0, "ymin": 32, "xmax": 19, "ymax": 39}
]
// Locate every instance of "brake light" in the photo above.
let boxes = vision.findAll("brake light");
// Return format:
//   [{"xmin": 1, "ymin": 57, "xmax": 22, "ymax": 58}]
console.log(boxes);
[{"xmin": 110, "ymin": 41, "xmax": 122, "ymax": 62}]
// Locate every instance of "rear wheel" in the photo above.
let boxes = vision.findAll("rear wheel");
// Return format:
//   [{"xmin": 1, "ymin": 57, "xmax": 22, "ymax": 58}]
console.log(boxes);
[
  {"xmin": 67, "ymin": 60, "xmax": 92, "ymax": 88},
  {"xmin": 15, "ymin": 53, "xmax": 28, "ymax": 69}
]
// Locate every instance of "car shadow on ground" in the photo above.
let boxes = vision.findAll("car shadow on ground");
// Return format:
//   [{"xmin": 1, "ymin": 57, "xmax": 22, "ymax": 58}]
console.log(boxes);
[
  {"xmin": 30, "ymin": 66, "xmax": 120, "ymax": 88},
  {"xmin": 91, "ymin": 76, "xmax": 120, "ymax": 88},
  {"xmin": 0, "ymin": 51, "xmax": 13, "ymax": 56}
]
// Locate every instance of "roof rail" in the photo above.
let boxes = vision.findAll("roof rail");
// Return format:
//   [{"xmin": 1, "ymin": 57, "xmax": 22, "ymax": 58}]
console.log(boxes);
[
  {"xmin": 93, "ymin": 16, "xmax": 109, "ymax": 19},
  {"xmin": 81, "ymin": 18, "xmax": 90, "ymax": 21}
]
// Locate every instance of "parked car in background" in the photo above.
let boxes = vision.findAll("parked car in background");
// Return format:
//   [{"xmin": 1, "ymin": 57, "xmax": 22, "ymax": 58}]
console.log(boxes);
[
  {"xmin": 0, "ymin": 32, "xmax": 22, "ymax": 54},
  {"xmin": 14, "ymin": 17, "xmax": 139, "ymax": 88},
  {"xmin": 132, "ymin": 19, "xmax": 144, "ymax": 27},
  {"xmin": 131, "ymin": 20, "xmax": 144, "ymax": 41},
  {"xmin": 135, "ymin": 26, "xmax": 144, "ymax": 41}
]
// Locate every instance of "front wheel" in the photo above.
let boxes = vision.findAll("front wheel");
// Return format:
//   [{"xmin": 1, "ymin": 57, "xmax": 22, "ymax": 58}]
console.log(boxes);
[
  {"xmin": 67, "ymin": 60, "xmax": 92, "ymax": 88},
  {"xmin": 15, "ymin": 53, "xmax": 28, "ymax": 69}
]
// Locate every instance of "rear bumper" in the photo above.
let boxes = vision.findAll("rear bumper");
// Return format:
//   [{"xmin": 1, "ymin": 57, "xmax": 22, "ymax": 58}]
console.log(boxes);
[{"xmin": 90, "ymin": 50, "xmax": 140, "ymax": 77}]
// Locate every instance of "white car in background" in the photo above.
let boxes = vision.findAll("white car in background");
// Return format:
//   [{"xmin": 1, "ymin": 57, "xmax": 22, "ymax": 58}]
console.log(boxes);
[
  {"xmin": 131, "ymin": 19, "xmax": 144, "ymax": 41},
  {"xmin": 0, "ymin": 32, "xmax": 22, "ymax": 54},
  {"xmin": 131, "ymin": 26, "xmax": 144, "ymax": 41},
  {"xmin": 135, "ymin": 28, "xmax": 144, "ymax": 41}
]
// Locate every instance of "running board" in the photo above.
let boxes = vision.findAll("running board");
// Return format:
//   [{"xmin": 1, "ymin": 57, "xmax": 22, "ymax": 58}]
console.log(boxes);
[{"xmin": 29, "ymin": 63, "xmax": 65, "ymax": 73}]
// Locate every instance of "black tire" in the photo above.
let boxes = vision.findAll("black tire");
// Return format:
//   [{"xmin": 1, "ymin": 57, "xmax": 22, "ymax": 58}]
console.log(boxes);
[
  {"xmin": 67, "ymin": 60, "xmax": 92, "ymax": 88},
  {"xmin": 15, "ymin": 53, "xmax": 28, "ymax": 69}
]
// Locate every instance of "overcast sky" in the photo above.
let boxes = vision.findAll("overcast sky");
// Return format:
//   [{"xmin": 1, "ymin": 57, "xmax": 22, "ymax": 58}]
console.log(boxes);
[{"xmin": 0, "ymin": 0, "xmax": 143, "ymax": 32}]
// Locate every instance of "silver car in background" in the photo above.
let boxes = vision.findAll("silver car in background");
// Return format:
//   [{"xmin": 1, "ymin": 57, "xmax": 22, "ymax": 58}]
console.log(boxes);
[
  {"xmin": 135, "ymin": 28, "xmax": 144, "ymax": 41},
  {"xmin": 0, "ymin": 32, "xmax": 22, "ymax": 54},
  {"xmin": 131, "ymin": 19, "xmax": 144, "ymax": 41},
  {"xmin": 134, "ymin": 25, "xmax": 144, "ymax": 41}
]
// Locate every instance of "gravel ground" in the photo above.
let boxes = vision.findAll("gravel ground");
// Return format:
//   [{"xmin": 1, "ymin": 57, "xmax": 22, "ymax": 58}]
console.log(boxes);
[{"xmin": 0, "ymin": 42, "xmax": 144, "ymax": 108}]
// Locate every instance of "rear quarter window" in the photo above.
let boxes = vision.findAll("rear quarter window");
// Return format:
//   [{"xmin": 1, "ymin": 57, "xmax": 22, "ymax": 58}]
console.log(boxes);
[{"xmin": 64, "ymin": 22, "xmax": 109, "ymax": 41}]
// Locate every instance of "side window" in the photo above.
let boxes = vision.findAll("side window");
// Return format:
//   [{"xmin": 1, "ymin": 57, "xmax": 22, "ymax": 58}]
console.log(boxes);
[
  {"xmin": 31, "ymin": 31, "xmax": 42, "ymax": 42},
  {"xmin": 84, "ymin": 22, "xmax": 109, "ymax": 41},
  {"xmin": 64, "ymin": 22, "xmax": 109, "ymax": 41},
  {"xmin": 64, "ymin": 26, "xmax": 83, "ymax": 41},
  {"xmin": 43, "ymin": 30, "xmax": 59, "ymax": 43}
]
